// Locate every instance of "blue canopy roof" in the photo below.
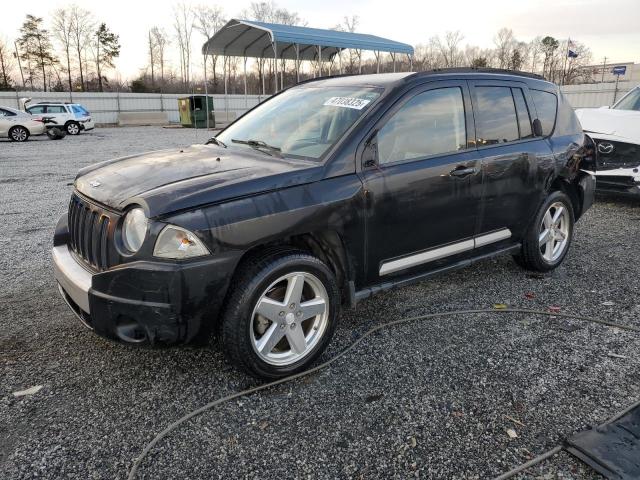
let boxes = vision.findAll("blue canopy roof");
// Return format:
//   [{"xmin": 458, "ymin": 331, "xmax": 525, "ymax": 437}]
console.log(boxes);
[{"xmin": 202, "ymin": 19, "xmax": 414, "ymax": 61}]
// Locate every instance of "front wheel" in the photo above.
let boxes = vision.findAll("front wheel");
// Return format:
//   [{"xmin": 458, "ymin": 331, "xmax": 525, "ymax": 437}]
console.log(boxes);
[
  {"xmin": 221, "ymin": 250, "xmax": 339, "ymax": 379},
  {"xmin": 514, "ymin": 190, "xmax": 574, "ymax": 272}
]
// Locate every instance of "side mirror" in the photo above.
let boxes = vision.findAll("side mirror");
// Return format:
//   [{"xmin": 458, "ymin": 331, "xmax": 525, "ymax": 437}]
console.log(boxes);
[
  {"xmin": 532, "ymin": 118, "xmax": 543, "ymax": 137},
  {"xmin": 362, "ymin": 134, "xmax": 378, "ymax": 168}
]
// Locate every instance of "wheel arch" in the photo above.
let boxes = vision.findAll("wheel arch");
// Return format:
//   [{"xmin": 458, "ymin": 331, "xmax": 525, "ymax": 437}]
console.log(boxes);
[
  {"xmin": 231, "ymin": 230, "xmax": 353, "ymax": 306},
  {"xmin": 548, "ymin": 177, "xmax": 583, "ymax": 220}
]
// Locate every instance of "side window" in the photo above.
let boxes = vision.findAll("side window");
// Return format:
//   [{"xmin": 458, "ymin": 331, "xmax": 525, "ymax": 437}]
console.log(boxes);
[
  {"xmin": 474, "ymin": 86, "xmax": 519, "ymax": 145},
  {"xmin": 512, "ymin": 88, "xmax": 533, "ymax": 139},
  {"xmin": 377, "ymin": 87, "xmax": 466, "ymax": 164},
  {"xmin": 0, "ymin": 108, "xmax": 14, "ymax": 117},
  {"xmin": 28, "ymin": 105, "xmax": 45, "ymax": 114},
  {"xmin": 46, "ymin": 105, "xmax": 67, "ymax": 113},
  {"xmin": 530, "ymin": 89, "xmax": 557, "ymax": 135},
  {"xmin": 613, "ymin": 88, "xmax": 640, "ymax": 111}
]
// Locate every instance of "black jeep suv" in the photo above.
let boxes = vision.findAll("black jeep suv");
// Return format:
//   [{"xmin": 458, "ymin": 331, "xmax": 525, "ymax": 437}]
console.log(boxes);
[{"xmin": 53, "ymin": 69, "xmax": 596, "ymax": 378}]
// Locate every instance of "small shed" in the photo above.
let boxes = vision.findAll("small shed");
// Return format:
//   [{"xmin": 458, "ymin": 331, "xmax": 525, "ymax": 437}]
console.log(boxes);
[{"xmin": 178, "ymin": 95, "xmax": 215, "ymax": 128}]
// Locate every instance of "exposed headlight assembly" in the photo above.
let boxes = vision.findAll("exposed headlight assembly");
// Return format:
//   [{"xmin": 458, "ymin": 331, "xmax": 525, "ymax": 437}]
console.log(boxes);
[
  {"xmin": 153, "ymin": 225, "xmax": 210, "ymax": 259},
  {"xmin": 122, "ymin": 207, "xmax": 148, "ymax": 253}
]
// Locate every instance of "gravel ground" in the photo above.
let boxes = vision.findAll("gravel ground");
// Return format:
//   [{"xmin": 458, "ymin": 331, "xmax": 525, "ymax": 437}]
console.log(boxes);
[{"xmin": 2, "ymin": 126, "xmax": 640, "ymax": 479}]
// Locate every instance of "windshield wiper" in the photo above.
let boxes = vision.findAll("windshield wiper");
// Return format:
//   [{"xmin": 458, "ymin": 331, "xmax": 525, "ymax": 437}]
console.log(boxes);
[
  {"xmin": 205, "ymin": 137, "xmax": 227, "ymax": 148},
  {"xmin": 231, "ymin": 139, "xmax": 282, "ymax": 157}
]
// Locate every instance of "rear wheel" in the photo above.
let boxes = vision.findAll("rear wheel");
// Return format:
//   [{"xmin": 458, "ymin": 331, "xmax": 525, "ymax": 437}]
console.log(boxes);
[
  {"xmin": 513, "ymin": 190, "xmax": 574, "ymax": 272},
  {"xmin": 221, "ymin": 250, "xmax": 339, "ymax": 379},
  {"xmin": 9, "ymin": 126, "xmax": 29, "ymax": 142},
  {"xmin": 66, "ymin": 121, "xmax": 80, "ymax": 135}
]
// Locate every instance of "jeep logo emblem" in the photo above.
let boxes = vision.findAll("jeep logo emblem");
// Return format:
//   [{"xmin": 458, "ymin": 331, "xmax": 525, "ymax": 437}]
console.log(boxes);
[
  {"xmin": 89, "ymin": 180, "xmax": 101, "ymax": 188},
  {"xmin": 598, "ymin": 142, "xmax": 615, "ymax": 154}
]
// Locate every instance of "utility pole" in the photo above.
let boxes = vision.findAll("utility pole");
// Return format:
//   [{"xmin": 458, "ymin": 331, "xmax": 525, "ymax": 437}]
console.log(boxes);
[
  {"xmin": 13, "ymin": 41, "xmax": 25, "ymax": 88},
  {"xmin": 601, "ymin": 56, "xmax": 607, "ymax": 83}
]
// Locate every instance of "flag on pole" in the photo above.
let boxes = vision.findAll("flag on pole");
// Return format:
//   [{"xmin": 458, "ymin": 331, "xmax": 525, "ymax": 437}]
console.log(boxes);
[{"xmin": 567, "ymin": 39, "xmax": 578, "ymax": 58}]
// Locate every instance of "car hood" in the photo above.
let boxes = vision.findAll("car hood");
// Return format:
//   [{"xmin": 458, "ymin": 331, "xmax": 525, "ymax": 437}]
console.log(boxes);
[
  {"xmin": 575, "ymin": 108, "xmax": 640, "ymax": 142},
  {"xmin": 75, "ymin": 144, "xmax": 324, "ymax": 217}
]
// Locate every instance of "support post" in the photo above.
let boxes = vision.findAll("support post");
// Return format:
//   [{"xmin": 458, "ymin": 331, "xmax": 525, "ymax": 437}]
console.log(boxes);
[
  {"xmin": 376, "ymin": 51, "xmax": 380, "ymax": 73},
  {"xmin": 409, "ymin": 54, "xmax": 413, "ymax": 71},
  {"xmin": 224, "ymin": 55, "xmax": 228, "ymax": 120},
  {"xmin": 243, "ymin": 56, "xmax": 248, "ymax": 110},
  {"xmin": 318, "ymin": 45, "xmax": 322, "ymax": 77},
  {"xmin": 274, "ymin": 41, "xmax": 278, "ymax": 93},
  {"xmin": 359, "ymin": 50, "xmax": 362, "ymax": 74},
  {"xmin": 339, "ymin": 49, "xmax": 343, "ymax": 75},
  {"xmin": 261, "ymin": 59, "xmax": 265, "ymax": 96},
  {"xmin": 295, "ymin": 44, "xmax": 300, "ymax": 83},
  {"xmin": 203, "ymin": 53, "xmax": 210, "ymax": 129},
  {"xmin": 392, "ymin": 53, "xmax": 396, "ymax": 73}
]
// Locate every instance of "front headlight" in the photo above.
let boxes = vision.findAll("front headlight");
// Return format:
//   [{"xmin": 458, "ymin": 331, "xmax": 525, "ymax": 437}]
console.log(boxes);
[
  {"xmin": 122, "ymin": 207, "xmax": 147, "ymax": 252},
  {"xmin": 153, "ymin": 225, "xmax": 210, "ymax": 259}
]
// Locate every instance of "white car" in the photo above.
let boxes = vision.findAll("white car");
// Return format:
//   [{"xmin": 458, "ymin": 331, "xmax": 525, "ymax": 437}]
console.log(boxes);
[
  {"xmin": 25, "ymin": 102, "xmax": 95, "ymax": 135},
  {"xmin": 0, "ymin": 106, "xmax": 47, "ymax": 142},
  {"xmin": 575, "ymin": 86, "xmax": 640, "ymax": 195}
]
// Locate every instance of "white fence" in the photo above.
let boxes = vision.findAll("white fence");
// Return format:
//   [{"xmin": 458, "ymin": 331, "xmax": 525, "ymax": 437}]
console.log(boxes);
[
  {"xmin": 0, "ymin": 91, "xmax": 267, "ymax": 125},
  {"xmin": 560, "ymin": 81, "xmax": 633, "ymax": 108},
  {"xmin": 0, "ymin": 81, "xmax": 636, "ymax": 124}
]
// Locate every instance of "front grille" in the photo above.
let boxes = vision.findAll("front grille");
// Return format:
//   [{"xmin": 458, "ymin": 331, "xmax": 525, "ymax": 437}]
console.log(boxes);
[{"xmin": 68, "ymin": 194, "xmax": 115, "ymax": 270}]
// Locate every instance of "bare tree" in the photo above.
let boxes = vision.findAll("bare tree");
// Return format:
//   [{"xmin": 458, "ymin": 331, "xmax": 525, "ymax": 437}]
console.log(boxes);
[
  {"xmin": 493, "ymin": 28, "xmax": 515, "ymax": 69},
  {"xmin": 149, "ymin": 27, "xmax": 169, "ymax": 85},
  {"xmin": 51, "ymin": 8, "xmax": 74, "ymax": 91},
  {"xmin": 69, "ymin": 6, "xmax": 94, "ymax": 91},
  {"xmin": 334, "ymin": 15, "xmax": 360, "ymax": 74},
  {"xmin": 435, "ymin": 31, "xmax": 464, "ymax": 67},
  {"xmin": 0, "ymin": 36, "xmax": 15, "ymax": 90},
  {"xmin": 173, "ymin": 3, "xmax": 195, "ymax": 88},
  {"xmin": 194, "ymin": 5, "xmax": 226, "ymax": 92}
]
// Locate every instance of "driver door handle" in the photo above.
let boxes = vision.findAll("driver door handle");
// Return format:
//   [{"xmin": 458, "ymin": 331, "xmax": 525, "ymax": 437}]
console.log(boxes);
[{"xmin": 449, "ymin": 166, "xmax": 476, "ymax": 178}]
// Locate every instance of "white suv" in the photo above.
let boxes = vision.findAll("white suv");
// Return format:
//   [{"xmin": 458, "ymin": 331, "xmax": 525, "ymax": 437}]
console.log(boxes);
[{"xmin": 25, "ymin": 102, "xmax": 95, "ymax": 135}]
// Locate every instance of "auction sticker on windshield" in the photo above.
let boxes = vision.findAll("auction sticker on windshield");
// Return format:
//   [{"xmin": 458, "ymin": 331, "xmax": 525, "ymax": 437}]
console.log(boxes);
[{"xmin": 323, "ymin": 97, "xmax": 371, "ymax": 110}]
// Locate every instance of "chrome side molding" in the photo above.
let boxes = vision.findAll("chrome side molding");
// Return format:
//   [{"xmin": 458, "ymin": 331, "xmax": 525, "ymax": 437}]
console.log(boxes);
[{"xmin": 379, "ymin": 228, "xmax": 512, "ymax": 276}]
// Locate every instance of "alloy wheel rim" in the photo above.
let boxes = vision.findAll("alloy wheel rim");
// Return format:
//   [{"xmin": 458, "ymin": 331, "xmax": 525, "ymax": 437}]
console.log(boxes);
[
  {"xmin": 68, "ymin": 123, "xmax": 79, "ymax": 134},
  {"xmin": 539, "ymin": 202, "xmax": 570, "ymax": 262},
  {"xmin": 250, "ymin": 272, "xmax": 329, "ymax": 366},
  {"xmin": 12, "ymin": 128, "xmax": 26, "ymax": 141}
]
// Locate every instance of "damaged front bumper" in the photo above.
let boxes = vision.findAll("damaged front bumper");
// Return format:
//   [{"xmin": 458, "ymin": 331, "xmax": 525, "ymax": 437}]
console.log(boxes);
[
  {"xmin": 594, "ymin": 167, "xmax": 640, "ymax": 196},
  {"xmin": 52, "ymin": 215, "xmax": 237, "ymax": 345}
]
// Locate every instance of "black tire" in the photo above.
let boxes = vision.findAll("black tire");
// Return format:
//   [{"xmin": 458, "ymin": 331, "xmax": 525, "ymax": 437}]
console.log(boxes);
[
  {"xmin": 9, "ymin": 126, "xmax": 29, "ymax": 142},
  {"xmin": 221, "ymin": 249, "xmax": 339, "ymax": 379},
  {"xmin": 514, "ymin": 190, "xmax": 574, "ymax": 272},
  {"xmin": 66, "ymin": 121, "xmax": 81, "ymax": 135},
  {"xmin": 46, "ymin": 127, "xmax": 66, "ymax": 140}
]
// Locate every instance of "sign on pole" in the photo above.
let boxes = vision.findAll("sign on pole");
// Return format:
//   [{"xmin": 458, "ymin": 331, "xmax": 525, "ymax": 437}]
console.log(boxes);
[{"xmin": 612, "ymin": 65, "xmax": 627, "ymax": 76}]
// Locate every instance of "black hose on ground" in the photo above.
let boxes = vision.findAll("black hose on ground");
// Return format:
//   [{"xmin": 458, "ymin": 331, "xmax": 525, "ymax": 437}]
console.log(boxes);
[{"xmin": 127, "ymin": 307, "xmax": 640, "ymax": 480}]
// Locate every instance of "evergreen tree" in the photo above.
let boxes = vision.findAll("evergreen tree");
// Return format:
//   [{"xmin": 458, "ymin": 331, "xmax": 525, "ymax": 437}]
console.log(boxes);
[
  {"xmin": 94, "ymin": 23, "xmax": 120, "ymax": 92},
  {"xmin": 17, "ymin": 15, "xmax": 57, "ymax": 91}
]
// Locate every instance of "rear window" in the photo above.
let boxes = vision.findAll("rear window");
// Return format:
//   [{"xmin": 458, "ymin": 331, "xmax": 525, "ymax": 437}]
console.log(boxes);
[
  {"xmin": 72, "ymin": 105, "xmax": 89, "ymax": 115},
  {"xmin": 27, "ymin": 106, "xmax": 45, "ymax": 114},
  {"xmin": 531, "ymin": 90, "xmax": 557, "ymax": 135},
  {"xmin": 474, "ymin": 86, "xmax": 519, "ymax": 145},
  {"xmin": 46, "ymin": 105, "xmax": 67, "ymax": 113}
]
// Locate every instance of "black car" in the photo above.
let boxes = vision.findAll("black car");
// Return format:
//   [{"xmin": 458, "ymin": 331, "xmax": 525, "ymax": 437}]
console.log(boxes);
[{"xmin": 53, "ymin": 69, "xmax": 596, "ymax": 379}]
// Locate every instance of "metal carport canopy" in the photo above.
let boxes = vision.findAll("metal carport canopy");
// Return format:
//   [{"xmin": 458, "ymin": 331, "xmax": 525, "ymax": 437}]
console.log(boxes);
[{"xmin": 202, "ymin": 19, "xmax": 414, "ymax": 60}]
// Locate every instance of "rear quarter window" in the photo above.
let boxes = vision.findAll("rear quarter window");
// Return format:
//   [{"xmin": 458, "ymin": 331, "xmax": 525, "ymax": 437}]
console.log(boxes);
[{"xmin": 530, "ymin": 89, "xmax": 557, "ymax": 136}]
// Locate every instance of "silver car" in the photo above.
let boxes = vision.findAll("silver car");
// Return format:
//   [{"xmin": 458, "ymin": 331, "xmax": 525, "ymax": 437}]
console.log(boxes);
[{"xmin": 0, "ymin": 106, "xmax": 47, "ymax": 142}]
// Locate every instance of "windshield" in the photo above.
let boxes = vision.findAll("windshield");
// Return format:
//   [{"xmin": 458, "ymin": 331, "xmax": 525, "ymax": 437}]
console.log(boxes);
[
  {"xmin": 613, "ymin": 87, "xmax": 640, "ymax": 111},
  {"xmin": 216, "ymin": 86, "xmax": 381, "ymax": 160}
]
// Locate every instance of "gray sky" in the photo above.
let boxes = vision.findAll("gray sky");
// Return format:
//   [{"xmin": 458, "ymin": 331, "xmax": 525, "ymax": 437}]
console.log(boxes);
[{"xmin": 3, "ymin": 0, "xmax": 639, "ymax": 79}]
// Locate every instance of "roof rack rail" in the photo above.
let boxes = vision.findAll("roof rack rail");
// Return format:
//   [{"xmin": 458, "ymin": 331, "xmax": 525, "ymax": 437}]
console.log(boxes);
[
  {"xmin": 35, "ymin": 101, "xmax": 74, "ymax": 104},
  {"xmin": 411, "ymin": 67, "xmax": 545, "ymax": 81}
]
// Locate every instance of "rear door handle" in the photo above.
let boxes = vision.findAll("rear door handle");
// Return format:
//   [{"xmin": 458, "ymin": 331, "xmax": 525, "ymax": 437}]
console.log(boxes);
[{"xmin": 449, "ymin": 166, "xmax": 476, "ymax": 178}]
